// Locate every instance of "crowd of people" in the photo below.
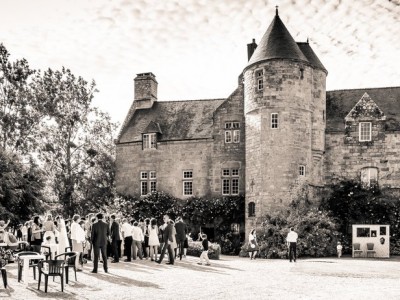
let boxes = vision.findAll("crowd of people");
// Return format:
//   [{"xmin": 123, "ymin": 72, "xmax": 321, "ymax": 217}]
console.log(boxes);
[{"xmin": 0, "ymin": 212, "xmax": 214, "ymax": 272}]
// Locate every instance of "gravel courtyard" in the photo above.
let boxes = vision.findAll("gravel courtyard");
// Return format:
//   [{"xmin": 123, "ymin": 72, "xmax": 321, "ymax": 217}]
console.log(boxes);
[{"xmin": 1, "ymin": 255, "xmax": 399, "ymax": 300}]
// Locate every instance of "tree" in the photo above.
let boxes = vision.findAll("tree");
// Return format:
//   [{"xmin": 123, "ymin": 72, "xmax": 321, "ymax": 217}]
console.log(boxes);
[
  {"xmin": 0, "ymin": 149, "xmax": 45, "ymax": 222},
  {"xmin": 0, "ymin": 44, "xmax": 41, "ymax": 154},
  {"xmin": 35, "ymin": 67, "xmax": 99, "ymax": 216}
]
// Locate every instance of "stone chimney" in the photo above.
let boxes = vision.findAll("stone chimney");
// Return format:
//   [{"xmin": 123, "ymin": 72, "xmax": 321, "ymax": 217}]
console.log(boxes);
[
  {"xmin": 247, "ymin": 39, "xmax": 257, "ymax": 61},
  {"xmin": 134, "ymin": 72, "xmax": 158, "ymax": 109}
]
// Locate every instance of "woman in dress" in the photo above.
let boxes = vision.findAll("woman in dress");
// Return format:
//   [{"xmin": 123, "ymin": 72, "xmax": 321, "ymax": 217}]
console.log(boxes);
[
  {"xmin": 42, "ymin": 214, "xmax": 56, "ymax": 244},
  {"xmin": 168, "ymin": 220, "xmax": 178, "ymax": 258},
  {"xmin": 248, "ymin": 228, "xmax": 259, "ymax": 260},
  {"xmin": 143, "ymin": 218, "xmax": 150, "ymax": 259},
  {"xmin": 57, "ymin": 216, "xmax": 70, "ymax": 257},
  {"xmin": 148, "ymin": 218, "xmax": 160, "ymax": 261},
  {"xmin": 71, "ymin": 214, "xmax": 85, "ymax": 271}
]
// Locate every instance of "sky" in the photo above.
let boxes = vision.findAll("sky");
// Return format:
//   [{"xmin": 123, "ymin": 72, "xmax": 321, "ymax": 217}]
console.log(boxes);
[{"xmin": 1, "ymin": 0, "xmax": 399, "ymax": 125}]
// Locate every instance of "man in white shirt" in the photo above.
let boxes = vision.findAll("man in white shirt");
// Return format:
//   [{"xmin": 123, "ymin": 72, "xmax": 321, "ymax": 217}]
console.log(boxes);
[
  {"xmin": 286, "ymin": 227, "xmax": 298, "ymax": 262},
  {"xmin": 121, "ymin": 218, "xmax": 133, "ymax": 262},
  {"xmin": 131, "ymin": 221, "xmax": 144, "ymax": 260}
]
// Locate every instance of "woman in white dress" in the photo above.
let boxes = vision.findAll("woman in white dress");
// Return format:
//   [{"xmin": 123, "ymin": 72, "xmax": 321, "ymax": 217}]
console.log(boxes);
[
  {"xmin": 42, "ymin": 215, "xmax": 56, "ymax": 244},
  {"xmin": 148, "ymin": 218, "xmax": 160, "ymax": 261},
  {"xmin": 57, "ymin": 216, "xmax": 70, "ymax": 258}
]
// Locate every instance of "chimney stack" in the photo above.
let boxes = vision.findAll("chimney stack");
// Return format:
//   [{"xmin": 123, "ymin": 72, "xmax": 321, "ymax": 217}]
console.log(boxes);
[
  {"xmin": 247, "ymin": 39, "xmax": 257, "ymax": 61},
  {"xmin": 134, "ymin": 72, "xmax": 158, "ymax": 109}
]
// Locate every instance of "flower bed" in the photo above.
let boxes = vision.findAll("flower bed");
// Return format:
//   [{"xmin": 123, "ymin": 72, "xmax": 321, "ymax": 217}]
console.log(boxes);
[{"xmin": 187, "ymin": 241, "xmax": 221, "ymax": 260}]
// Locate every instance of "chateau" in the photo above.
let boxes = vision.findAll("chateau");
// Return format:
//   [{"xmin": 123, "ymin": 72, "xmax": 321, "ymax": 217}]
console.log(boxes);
[{"xmin": 115, "ymin": 10, "xmax": 400, "ymax": 236}]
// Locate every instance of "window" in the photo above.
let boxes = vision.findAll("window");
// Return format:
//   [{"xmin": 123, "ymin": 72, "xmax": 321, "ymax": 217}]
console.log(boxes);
[
  {"xmin": 221, "ymin": 168, "xmax": 239, "ymax": 195},
  {"xmin": 143, "ymin": 133, "xmax": 157, "ymax": 149},
  {"xmin": 299, "ymin": 165, "xmax": 305, "ymax": 176},
  {"xmin": 359, "ymin": 122, "xmax": 371, "ymax": 141},
  {"xmin": 361, "ymin": 168, "xmax": 378, "ymax": 187},
  {"xmin": 356, "ymin": 228, "xmax": 370, "ymax": 237},
  {"xmin": 271, "ymin": 113, "xmax": 278, "ymax": 129},
  {"xmin": 256, "ymin": 70, "xmax": 263, "ymax": 91},
  {"xmin": 248, "ymin": 202, "xmax": 256, "ymax": 217},
  {"xmin": 225, "ymin": 122, "xmax": 240, "ymax": 144},
  {"xmin": 140, "ymin": 171, "xmax": 156, "ymax": 195},
  {"xmin": 183, "ymin": 170, "xmax": 193, "ymax": 196}
]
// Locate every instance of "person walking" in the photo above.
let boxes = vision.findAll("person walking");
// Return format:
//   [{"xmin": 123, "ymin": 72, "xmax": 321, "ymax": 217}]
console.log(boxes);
[
  {"xmin": 148, "ymin": 218, "xmax": 160, "ymax": 261},
  {"xmin": 174, "ymin": 217, "xmax": 187, "ymax": 260},
  {"xmin": 197, "ymin": 234, "xmax": 211, "ymax": 266},
  {"xmin": 248, "ymin": 229, "xmax": 259, "ymax": 260},
  {"xmin": 286, "ymin": 227, "xmax": 298, "ymax": 262},
  {"xmin": 110, "ymin": 214, "xmax": 121, "ymax": 263},
  {"xmin": 121, "ymin": 218, "xmax": 133, "ymax": 262},
  {"xmin": 91, "ymin": 213, "xmax": 110, "ymax": 273},
  {"xmin": 155, "ymin": 215, "xmax": 174, "ymax": 265}
]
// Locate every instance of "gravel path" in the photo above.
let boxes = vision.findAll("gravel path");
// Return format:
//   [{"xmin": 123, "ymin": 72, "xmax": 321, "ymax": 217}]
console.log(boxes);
[{"xmin": 1, "ymin": 255, "xmax": 400, "ymax": 299}]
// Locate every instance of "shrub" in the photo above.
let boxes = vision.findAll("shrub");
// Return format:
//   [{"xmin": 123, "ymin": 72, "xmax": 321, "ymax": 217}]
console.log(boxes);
[{"xmin": 187, "ymin": 241, "xmax": 221, "ymax": 260}]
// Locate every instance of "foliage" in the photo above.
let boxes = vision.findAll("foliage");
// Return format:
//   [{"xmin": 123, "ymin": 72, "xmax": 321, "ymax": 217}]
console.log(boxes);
[
  {"xmin": 187, "ymin": 241, "xmax": 221, "ymax": 260},
  {"xmin": 0, "ymin": 44, "xmax": 40, "ymax": 154},
  {"xmin": 0, "ymin": 150, "xmax": 45, "ymax": 222},
  {"xmin": 320, "ymin": 179, "xmax": 400, "ymax": 254}
]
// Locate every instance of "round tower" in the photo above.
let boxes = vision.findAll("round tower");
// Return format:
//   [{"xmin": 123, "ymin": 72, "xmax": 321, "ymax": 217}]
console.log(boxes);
[{"xmin": 244, "ymin": 9, "xmax": 327, "ymax": 233}]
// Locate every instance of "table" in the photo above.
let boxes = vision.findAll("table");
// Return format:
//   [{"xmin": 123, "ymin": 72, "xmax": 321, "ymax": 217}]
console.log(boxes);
[
  {"xmin": 21, "ymin": 254, "xmax": 45, "ymax": 286},
  {"xmin": 41, "ymin": 243, "xmax": 58, "ymax": 259}
]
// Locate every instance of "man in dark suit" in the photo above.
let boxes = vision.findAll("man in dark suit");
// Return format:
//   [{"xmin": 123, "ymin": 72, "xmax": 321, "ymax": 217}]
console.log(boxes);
[
  {"xmin": 91, "ymin": 213, "xmax": 110, "ymax": 273},
  {"xmin": 110, "ymin": 214, "xmax": 121, "ymax": 263},
  {"xmin": 155, "ymin": 215, "xmax": 174, "ymax": 265},
  {"xmin": 174, "ymin": 217, "xmax": 187, "ymax": 260}
]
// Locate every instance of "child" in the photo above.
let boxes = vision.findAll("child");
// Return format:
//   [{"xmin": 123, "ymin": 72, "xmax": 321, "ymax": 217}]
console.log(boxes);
[
  {"xmin": 337, "ymin": 241, "xmax": 343, "ymax": 258},
  {"xmin": 197, "ymin": 234, "xmax": 211, "ymax": 266}
]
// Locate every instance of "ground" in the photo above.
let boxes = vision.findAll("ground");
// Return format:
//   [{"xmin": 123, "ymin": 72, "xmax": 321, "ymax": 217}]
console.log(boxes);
[{"xmin": 1, "ymin": 255, "xmax": 400, "ymax": 299}]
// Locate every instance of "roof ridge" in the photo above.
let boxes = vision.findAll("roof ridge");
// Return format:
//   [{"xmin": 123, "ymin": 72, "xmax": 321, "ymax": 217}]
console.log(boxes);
[
  {"xmin": 328, "ymin": 86, "xmax": 400, "ymax": 92},
  {"xmin": 156, "ymin": 98, "xmax": 226, "ymax": 103}
]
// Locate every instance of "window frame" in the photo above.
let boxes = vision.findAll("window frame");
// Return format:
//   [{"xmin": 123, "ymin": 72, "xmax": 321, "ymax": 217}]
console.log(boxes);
[
  {"xmin": 248, "ymin": 202, "xmax": 256, "ymax": 217},
  {"xmin": 299, "ymin": 165, "xmax": 306, "ymax": 176},
  {"xmin": 221, "ymin": 168, "xmax": 240, "ymax": 195},
  {"xmin": 271, "ymin": 113, "xmax": 278, "ymax": 129},
  {"xmin": 142, "ymin": 133, "xmax": 157, "ymax": 149},
  {"xmin": 256, "ymin": 69, "xmax": 263, "ymax": 91},
  {"xmin": 359, "ymin": 122, "xmax": 372, "ymax": 142},
  {"xmin": 224, "ymin": 122, "xmax": 240, "ymax": 144},
  {"xmin": 183, "ymin": 181, "xmax": 193, "ymax": 196},
  {"xmin": 361, "ymin": 167, "xmax": 378, "ymax": 187},
  {"xmin": 141, "ymin": 181, "xmax": 148, "ymax": 196}
]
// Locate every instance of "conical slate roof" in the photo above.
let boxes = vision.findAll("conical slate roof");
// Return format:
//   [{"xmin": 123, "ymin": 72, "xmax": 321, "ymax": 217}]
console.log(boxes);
[
  {"xmin": 246, "ymin": 13, "xmax": 309, "ymax": 69},
  {"xmin": 297, "ymin": 42, "xmax": 327, "ymax": 73}
]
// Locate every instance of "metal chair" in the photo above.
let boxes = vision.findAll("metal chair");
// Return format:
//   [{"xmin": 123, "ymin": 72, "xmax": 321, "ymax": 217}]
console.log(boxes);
[
  {"xmin": 37, "ymin": 260, "xmax": 65, "ymax": 293},
  {"xmin": 352, "ymin": 243, "xmax": 363, "ymax": 258},
  {"xmin": 55, "ymin": 252, "xmax": 78, "ymax": 284},
  {"xmin": 16, "ymin": 251, "xmax": 42, "ymax": 282},
  {"xmin": 366, "ymin": 243, "xmax": 376, "ymax": 258}
]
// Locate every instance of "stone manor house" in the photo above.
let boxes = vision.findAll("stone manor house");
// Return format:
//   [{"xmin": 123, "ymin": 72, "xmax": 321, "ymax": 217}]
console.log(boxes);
[{"xmin": 116, "ymin": 10, "xmax": 400, "ymax": 234}]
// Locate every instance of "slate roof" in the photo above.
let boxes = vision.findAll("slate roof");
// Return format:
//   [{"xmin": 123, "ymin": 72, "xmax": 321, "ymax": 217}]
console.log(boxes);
[
  {"xmin": 246, "ymin": 14, "xmax": 308, "ymax": 69},
  {"xmin": 296, "ymin": 43, "xmax": 327, "ymax": 73},
  {"xmin": 118, "ymin": 99, "xmax": 225, "ymax": 143},
  {"xmin": 326, "ymin": 87, "xmax": 400, "ymax": 132}
]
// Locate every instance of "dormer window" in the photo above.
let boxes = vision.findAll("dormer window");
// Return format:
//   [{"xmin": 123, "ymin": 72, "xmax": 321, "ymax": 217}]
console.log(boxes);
[
  {"xmin": 359, "ymin": 122, "xmax": 371, "ymax": 142},
  {"xmin": 143, "ymin": 133, "xmax": 156, "ymax": 149},
  {"xmin": 256, "ymin": 70, "xmax": 263, "ymax": 91}
]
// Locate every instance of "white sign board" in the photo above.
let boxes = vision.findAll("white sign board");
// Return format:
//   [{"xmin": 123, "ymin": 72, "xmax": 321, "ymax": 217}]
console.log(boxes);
[{"xmin": 352, "ymin": 224, "xmax": 390, "ymax": 258}]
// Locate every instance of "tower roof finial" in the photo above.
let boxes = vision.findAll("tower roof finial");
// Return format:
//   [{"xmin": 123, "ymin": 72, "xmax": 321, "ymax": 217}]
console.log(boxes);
[{"xmin": 276, "ymin": 5, "xmax": 279, "ymax": 16}]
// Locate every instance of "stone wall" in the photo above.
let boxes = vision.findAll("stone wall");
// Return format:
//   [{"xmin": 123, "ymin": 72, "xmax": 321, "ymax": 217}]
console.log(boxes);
[
  {"xmin": 116, "ymin": 139, "xmax": 214, "ymax": 198},
  {"xmin": 325, "ymin": 130, "xmax": 400, "ymax": 187},
  {"xmin": 211, "ymin": 82, "xmax": 246, "ymax": 196}
]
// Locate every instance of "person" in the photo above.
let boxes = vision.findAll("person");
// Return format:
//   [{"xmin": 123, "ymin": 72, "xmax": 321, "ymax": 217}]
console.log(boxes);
[
  {"xmin": 286, "ymin": 227, "xmax": 298, "ymax": 262},
  {"xmin": 248, "ymin": 229, "xmax": 259, "ymax": 260},
  {"xmin": 148, "ymin": 218, "xmax": 159, "ymax": 261},
  {"xmin": 110, "ymin": 214, "xmax": 121, "ymax": 263},
  {"xmin": 16, "ymin": 224, "xmax": 23, "ymax": 241},
  {"xmin": 42, "ymin": 214, "xmax": 56, "ymax": 244},
  {"xmin": 56, "ymin": 216, "xmax": 70, "ymax": 256},
  {"xmin": 31, "ymin": 216, "xmax": 43, "ymax": 252},
  {"xmin": 0, "ymin": 220, "xmax": 10, "ymax": 232},
  {"xmin": 197, "ymin": 234, "xmax": 211, "ymax": 266},
  {"xmin": 91, "ymin": 213, "xmax": 110, "ymax": 273},
  {"xmin": 121, "ymin": 218, "xmax": 133, "ymax": 262},
  {"xmin": 131, "ymin": 221, "xmax": 144, "ymax": 260},
  {"xmin": 155, "ymin": 215, "xmax": 174, "ymax": 265},
  {"xmin": 84, "ymin": 213, "xmax": 94, "ymax": 260},
  {"xmin": 174, "ymin": 217, "xmax": 187, "ymax": 260},
  {"xmin": 65, "ymin": 220, "xmax": 72, "ymax": 248},
  {"xmin": 337, "ymin": 241, "xmax": 343, "ymax": 258},
  {"xmin": 183, "ymin": 233, "xmax": 190, "ymax": 258},
  {"xmin": 71, "ymin": 214, "xmax": 85, "ymax": 271},
  {"xmin": 169, "ymin": 220, "xmax": 178, "ymax": 258},
  {"xmin": 22, "ymin": 222, "xmax": 28, "ymax": 242},
  {"xmin": 143, "ymin": 218, "xmax": 150, "ymax": 259}
]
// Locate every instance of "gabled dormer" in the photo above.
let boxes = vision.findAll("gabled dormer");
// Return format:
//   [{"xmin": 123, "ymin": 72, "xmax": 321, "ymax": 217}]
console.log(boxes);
[
  {"xmin": 142, "ymin": 121, "xmax": 162, "ymax": 150},
  {"xmin": 344, "ymin": 93, "xmax": 386, "ymax": 144}
]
